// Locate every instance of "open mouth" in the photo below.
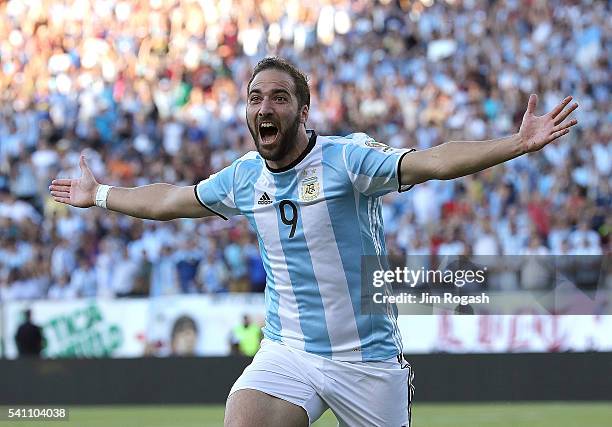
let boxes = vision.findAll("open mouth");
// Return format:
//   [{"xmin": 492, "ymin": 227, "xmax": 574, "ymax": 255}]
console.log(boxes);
[{"xmin": 259, "ymin": 122, "xmax": 279, "ymax": 145}]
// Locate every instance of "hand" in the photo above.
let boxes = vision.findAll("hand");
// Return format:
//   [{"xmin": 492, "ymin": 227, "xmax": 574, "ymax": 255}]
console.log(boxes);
[
  {"xmin": 519, "ymin": 94, "xmax": 578, "ymax": 153},
  {"xmin": 49, "ymin": 154, "xmax": 100, "ymax": 208}
]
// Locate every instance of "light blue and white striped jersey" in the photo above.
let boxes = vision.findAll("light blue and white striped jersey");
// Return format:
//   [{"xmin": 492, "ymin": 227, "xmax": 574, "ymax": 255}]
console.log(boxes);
[{"xmin": 195, "ymin": 130, "xmax": 414, "ymax": 361}]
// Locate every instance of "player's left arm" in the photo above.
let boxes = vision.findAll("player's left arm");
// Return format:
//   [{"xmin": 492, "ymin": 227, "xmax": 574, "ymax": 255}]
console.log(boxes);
[{"xmin": 399, "ymin": 94, "xmax": 579, "ymax": 186}]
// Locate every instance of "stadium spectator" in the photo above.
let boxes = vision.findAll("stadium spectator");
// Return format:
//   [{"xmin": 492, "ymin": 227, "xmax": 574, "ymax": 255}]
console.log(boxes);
[
  {"xmin": 174, "ymin": 238, "xmax": 202, "ymax": 294},
  {"xmin": 112, "ymin": 245, "xmax": 140, "ymax": 297},
  {"xmin": 0, "ymin": 0, "xmax": 608, "ymax": 300},
  {"xmin": 94, "ymin": 237, "xmax": 119, "ymax": 298},
  {"xmin": 14, "ymin": 309, "xmax": 44, "ymax": 358},
  {"xmin": 230, "ymin": 315, "xmax": 262, "ymax": 357},
  {"xmin": 224, "ymin": 234, "xmax": 250, "ymax": 292},
  {"xmin": 473, "ymin": 218, "xmax": 501, "ymax": 256},
  {"xmin": 244, "ymin": 234, "xmax": 266, "ymax": 292},
  {"xmin": 195, "ymin": 250, "xmax": 229, "ymax": 294},
  {"xmin": 569, "ymin": 220, "xmax": 602, "ymax": 252},
  {"xmin": 150, "ymin": 245, "xmax": 180, "ymax": 297},
  {"xmin": 69, "ymin": 255, "xmax": 97, "ymax": 298},
  {"xmin": 130, "ymin": 248, "xmax": 153, "ymax": 296},
  {"xmin": 48, "ymin": 273, "xmax": 78, "ymax": 300},
  {"xmin": 520, "ymin": 234, "xmax": 552, "ymax": 289}
]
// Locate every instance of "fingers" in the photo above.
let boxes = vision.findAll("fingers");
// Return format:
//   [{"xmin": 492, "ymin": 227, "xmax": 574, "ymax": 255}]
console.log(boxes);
[
  {"xmin": 549, "ymin": 128, "xmax": 571, "ymax": 143},
  {"xmin": 51, "ymin": 179, "xmax": 73, "ymax": 186},
  {"xmin": 49, "ymin": 183, "xmax": 73, "ymax": 205},
  {"xmin": 50, "ymin": 190, "xmax": 70, "ymax": 198},
  {"xmin": 49, "ymin": 182, "xmax": 72, "ymax": 193},
  {"xmin": 553, "ymin": 118, "xmax": 578, "ymax": 133},
  {"xmin": 554, "ymin": 102, "xmax": 579, "ymax": 125},
  {"xmin": 549, "ymin": 96, "xmax": 573, "ymax": 119},
  {"xmin": 527, "ymin": 94, "xmax": 538, "ymax": 114},
  {"xmin": 49, "ymin": 181, "xmax": 73, "ymax": 207},
  {"xmin": 51, "ymin": 196, "xmax": 71, "ymax": 205}
]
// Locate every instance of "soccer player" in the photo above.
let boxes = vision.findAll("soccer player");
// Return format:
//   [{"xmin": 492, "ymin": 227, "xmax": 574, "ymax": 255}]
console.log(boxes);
[{"xmin": 49, "ymin": 57, "xmax": 578, "ymax": 426}]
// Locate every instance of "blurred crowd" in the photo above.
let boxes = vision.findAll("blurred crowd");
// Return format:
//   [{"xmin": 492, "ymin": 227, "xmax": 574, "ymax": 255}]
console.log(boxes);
[{"xmin": 0, "ymin": 0, "xmax": 609, "ymax": 300}]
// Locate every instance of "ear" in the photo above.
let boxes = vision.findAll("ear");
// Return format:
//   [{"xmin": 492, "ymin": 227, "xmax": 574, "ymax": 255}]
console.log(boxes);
[{"xmin": 300, "ymin": 104, "xmax": 309, "ymax": 125}]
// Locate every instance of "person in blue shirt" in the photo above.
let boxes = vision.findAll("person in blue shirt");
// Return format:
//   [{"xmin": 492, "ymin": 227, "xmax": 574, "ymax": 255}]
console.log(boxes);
[{"xmin": 50, "ymin": 57, "xmax": 578, "ymax": 427}]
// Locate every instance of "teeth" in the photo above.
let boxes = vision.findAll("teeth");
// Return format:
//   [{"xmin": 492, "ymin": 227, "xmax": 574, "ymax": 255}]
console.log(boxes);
[{"xmin": 260, "ymin": 122, "xmax": 275, "ymax": 128}]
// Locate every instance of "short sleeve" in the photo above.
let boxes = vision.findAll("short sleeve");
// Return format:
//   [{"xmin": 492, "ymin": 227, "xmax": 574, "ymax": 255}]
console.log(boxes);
[
  {"xmin": 342, "ymin": 133, "xmax": 416, "ymax": 197},
  {"xmin": 194, "ymin": 162, "xmax": 241, "ymax": 220}
]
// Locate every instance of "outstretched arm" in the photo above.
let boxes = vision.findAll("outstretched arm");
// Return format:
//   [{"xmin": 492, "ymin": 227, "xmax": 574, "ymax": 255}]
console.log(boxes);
[
  {"xmin": 400, "ymin": 94, "xmax": 579, "ymax": 186},
  {"xmin": 49, "ymin": 155, "xmax": 213, "ymax": 221}
]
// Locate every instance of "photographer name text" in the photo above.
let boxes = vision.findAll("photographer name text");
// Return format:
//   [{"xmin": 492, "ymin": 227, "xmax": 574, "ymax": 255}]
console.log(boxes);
[{"xmin": 373, "ymin": 292, "xmax": 490, "ymax": 306}]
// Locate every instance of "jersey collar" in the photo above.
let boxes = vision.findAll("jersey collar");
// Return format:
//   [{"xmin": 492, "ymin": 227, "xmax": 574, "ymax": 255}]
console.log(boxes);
[{"xmin": 265, "ymin": 129, "xmax": 317, "ymax": 173}]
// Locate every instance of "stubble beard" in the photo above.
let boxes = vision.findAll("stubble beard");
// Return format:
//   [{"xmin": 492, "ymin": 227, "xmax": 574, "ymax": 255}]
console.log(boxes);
[{"xmin": 248, "ymin": 113, "xmax": 302, "ymax": 162}]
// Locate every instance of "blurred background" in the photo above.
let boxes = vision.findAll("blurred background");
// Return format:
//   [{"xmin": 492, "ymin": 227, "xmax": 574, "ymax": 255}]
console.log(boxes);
[{"xmin": 0, "ymin": 0, "xmax": 610, "ymax": 424}]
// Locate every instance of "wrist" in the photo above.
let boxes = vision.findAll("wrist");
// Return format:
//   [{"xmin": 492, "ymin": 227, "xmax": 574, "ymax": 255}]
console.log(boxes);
[
  {"xmin": 514, "ymin": 133, "xmax": 528, "ymax": 156},
  {"xmin": 94, "ymin": 184, "xmax": 113, "ymax": 209},
  {"xmin": 92, "ymin": 184, "xmax": 99, "ymax": 207}
]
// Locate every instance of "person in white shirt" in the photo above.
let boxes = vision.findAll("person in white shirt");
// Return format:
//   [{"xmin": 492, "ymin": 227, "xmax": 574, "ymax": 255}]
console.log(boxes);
[
  {"xmin": 520, "ymin": 233, "xmax": 552, "ymax": 289},
  {"xmin": 48, "ymin": 274, "xmax": 78, "ymax": 300},
  {"xmin": 112, "ymin": 245, "xmax": 139, "ymax": 297},
  {"xmin": 70, "ymin": 256, "xmax": 97, "ymax": 298}
]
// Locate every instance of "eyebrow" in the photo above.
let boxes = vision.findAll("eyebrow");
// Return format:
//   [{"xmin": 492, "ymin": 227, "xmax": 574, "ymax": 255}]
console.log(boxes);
[{"xmin": 248, "ymin": 88, "xmax": 292, "ymax": 97}]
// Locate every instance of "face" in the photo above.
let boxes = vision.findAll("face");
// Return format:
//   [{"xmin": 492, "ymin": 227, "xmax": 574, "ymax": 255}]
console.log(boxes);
[
  {"xmin": 246, "ymin": 69, "xmax": 307, "ymax": 162},
  {"xmin": 172, "ymin": 327, "xmax": 197, "ymax": 356}
]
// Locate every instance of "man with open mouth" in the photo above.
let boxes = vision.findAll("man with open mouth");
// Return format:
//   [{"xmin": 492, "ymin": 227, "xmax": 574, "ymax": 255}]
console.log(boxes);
[
  {"xmin": 49, "ymin": 57, "xmax": 578, "ymax": 427},
  {"xmin": 245, "ymin": 62, "xmax": 307, "ymax": 170}
]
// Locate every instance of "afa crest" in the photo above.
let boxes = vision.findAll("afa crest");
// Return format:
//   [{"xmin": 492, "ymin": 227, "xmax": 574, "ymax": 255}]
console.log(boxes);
[{"xmin": 299, "ymin": 169, "xmax": 320, "ymax": 202}]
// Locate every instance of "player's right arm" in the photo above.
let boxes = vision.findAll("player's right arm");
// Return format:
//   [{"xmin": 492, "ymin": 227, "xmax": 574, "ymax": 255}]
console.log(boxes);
[{"xmin": 49, "ymin": 155, "xmax": 214, "ymax": 221}]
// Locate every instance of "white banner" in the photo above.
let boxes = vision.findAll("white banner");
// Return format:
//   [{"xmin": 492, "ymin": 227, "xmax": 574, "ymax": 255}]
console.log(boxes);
[
  {"xmin": 3, "ymin": 299, "xmax": 148, "ymax": 359},
  {"xmin": 3, "ymin": 296, "xmax": 612, "ymax": 358},
  {"xmin": 398, "ymin": 315, "xmax": 612, "ymax": 354},
  {"xmin": 144, "ymin": 294, "xmax": 266, "ymax": 357}
]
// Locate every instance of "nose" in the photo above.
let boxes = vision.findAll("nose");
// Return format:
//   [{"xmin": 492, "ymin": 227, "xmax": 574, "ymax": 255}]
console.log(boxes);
[{"xmin": 258, "ymin": 96, "xmax": 274, "ymax": 117}]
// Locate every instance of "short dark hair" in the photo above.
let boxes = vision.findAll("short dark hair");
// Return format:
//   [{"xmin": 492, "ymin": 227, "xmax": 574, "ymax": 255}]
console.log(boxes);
[
  {"xmin": 247, "ymin": 57, "xmax": 310, "ymax": 109},
  {"xmin": 171, "ymin": 315, "xmax": 198, "ymax": 339}
]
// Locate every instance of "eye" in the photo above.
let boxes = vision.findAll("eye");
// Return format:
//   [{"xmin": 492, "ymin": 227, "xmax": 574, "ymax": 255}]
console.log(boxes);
[
  {"xmin": 274, "ymin": 96, "xmax": 287, "ymax": 102},
  {"xmin": 249, "ymin": 95, "xmax": 261, "ymax": 104}
]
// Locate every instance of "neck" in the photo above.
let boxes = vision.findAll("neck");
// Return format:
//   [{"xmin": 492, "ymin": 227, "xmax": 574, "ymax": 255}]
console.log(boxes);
[{"xmin": 265, "ymin": 127, "xmax": 310, "ymax": 170}]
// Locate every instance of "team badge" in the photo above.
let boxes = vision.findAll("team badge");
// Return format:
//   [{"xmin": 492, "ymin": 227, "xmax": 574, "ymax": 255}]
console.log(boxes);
[{"xmin": 299, "ymin": 169, "xmax": 320, "ymax": 202}]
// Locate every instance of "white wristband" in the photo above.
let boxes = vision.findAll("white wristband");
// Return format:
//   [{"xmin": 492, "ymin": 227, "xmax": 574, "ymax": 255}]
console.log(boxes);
[{"xmin": 95, "ymin": 184, "xmax": 113, "ymax": 209}]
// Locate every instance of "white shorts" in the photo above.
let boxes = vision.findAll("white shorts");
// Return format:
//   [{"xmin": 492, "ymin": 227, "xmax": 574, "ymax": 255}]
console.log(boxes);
[{"xmin": 229, "ymin": 339, "xmax": 414, "ymax": 426}]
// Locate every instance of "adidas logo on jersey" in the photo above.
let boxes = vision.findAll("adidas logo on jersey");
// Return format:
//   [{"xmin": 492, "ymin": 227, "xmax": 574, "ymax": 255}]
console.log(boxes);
[{"xmin": 258, "ymin": 192, "xmax": 273, "ymax": 205}]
